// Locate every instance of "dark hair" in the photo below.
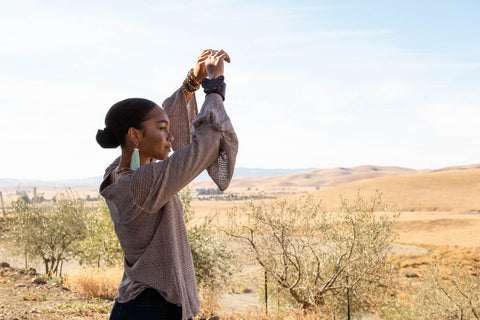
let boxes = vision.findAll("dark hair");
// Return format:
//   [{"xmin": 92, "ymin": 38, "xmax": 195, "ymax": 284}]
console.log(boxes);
[{"xmin": 96, "ymin": 98, "xmax": 158, "ymax": 148}]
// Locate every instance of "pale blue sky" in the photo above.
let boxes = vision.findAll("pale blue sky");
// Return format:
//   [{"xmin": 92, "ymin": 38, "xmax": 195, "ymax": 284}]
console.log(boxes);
[{"xmin": 1, "ymin": 0, "xmax": 479, "ymax": 180}]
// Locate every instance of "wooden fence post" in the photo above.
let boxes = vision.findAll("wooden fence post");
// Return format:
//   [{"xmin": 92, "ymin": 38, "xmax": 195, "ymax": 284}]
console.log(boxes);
[
  {"xmin": 346, "ymin": 275, "xmax": 351, "ymax": 320},
  {"xmin": 0, "ymin": 191, "xmax": 6, "ymax": 219},
  {"xmin": 265, "ymin": 271, "xmax": 268, "ymax": 316},
  {"xmin": 33, "ymin": 187, "xmax": 37, "ymax": 204}
]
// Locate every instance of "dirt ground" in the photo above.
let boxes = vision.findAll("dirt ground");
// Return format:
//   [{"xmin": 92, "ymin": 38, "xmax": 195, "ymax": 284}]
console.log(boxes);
[{"xmin": 0, "ymin": 263, "xmax": 112, "ymax": 320}]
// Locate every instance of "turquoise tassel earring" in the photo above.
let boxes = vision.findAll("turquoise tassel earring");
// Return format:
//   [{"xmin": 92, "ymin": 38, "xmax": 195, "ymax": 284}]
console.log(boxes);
[{"xmin": 130, "ymin": 148, "xmax": 140, "ymax": 171}]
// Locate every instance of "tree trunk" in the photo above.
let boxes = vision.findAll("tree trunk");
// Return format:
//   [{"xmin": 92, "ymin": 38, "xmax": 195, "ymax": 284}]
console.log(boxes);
[
  {"xmin": 53, "ymin": 255, "xmax": 62, "ymax": 277},
  {"xmin": 51, "ymin": 257, "xmax": 59, "ymax": 277},
  {"xmin": 289, "ymin": 288, "xmax": 314, "ymax": 309},
  {"xmin": 44, "ymin": 259, "xmax": 49, "ymax": 275}
]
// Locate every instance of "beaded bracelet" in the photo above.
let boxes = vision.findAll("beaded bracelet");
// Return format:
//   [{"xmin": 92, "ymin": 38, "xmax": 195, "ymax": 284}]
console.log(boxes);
[{"xmin": 182, "ymin": 68, "xmax": 201, "ymax": 94}]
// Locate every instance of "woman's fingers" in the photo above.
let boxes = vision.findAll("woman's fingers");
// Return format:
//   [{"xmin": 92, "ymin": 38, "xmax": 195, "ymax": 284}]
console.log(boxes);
[
  {"xmin": 197, "ymin": 52, "xmax": 211, "ymax": 64},
  {"xmin": 193, "ymin": 50, "xmax": 214, "ymax": 81},
  {"xmin": 211, "ymin": 49, "xmax": 231, "ymax": 63},
  {"xmin": 199, "ymin": 49, "xmax": 231, "ymax": 62},
  {"xmin": 196, "ymin": 50, "xmax": 212, "ymax": 63},
  {"xmin": 199, "ymin": 50, "xmax": 212, "ymax": 58},
  {"xmin": 218, "ymin": 51, "xmax": 231, "ymax": 63},
  {"xmin": 201, "ymin": 49, "xmax": 231, "ymax": 78},
  {"xmin": 197, "ymin": 55, "xmax": 209, "ymax": 63}
]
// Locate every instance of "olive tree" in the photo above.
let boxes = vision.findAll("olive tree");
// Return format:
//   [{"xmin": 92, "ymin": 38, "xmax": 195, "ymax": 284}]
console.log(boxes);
[
  {"xmin": 7, "ymin": 196, "xmax": 36, "ymax": 270},
  {"xmin": 75, "ymin": 198, "xmax": 123, "ymax": 267},
  {"xmin": 225, "ymin": 193, "xmax": 396, "ymax": 315},
  {"xmin": 7, "ymin": 193, "xmax": 88, "ymax": 276}
]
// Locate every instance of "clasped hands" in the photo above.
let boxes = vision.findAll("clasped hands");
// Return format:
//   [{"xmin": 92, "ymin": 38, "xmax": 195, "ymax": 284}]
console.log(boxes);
[{"xmin": 193, "ymin": 49, "xmax": 231, "ymax": 82}]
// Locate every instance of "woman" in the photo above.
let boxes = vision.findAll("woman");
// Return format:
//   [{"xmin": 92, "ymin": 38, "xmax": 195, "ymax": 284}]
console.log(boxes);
[{"xmin": 96, "ymin": 49, "xmax": 238, "ymax": 320}]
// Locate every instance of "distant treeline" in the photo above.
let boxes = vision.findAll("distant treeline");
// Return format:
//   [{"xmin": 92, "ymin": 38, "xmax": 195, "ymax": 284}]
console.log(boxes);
[{"xmin": 195, "ymin": 188, "xmax": 224, "ymax": 195}]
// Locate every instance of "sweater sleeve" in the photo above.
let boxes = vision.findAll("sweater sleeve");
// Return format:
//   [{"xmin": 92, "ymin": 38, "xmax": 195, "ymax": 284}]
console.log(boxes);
[
  {"xmin": 193, "ymin": 93, "xmax": 238, "ymax": 191},
  {"xmin": 162, "ymin": 88, "xmax": 198, "ymax": 151},
  {"xmin": 130, "ymin": 93, "xmax": 238, "ymax": 213}
]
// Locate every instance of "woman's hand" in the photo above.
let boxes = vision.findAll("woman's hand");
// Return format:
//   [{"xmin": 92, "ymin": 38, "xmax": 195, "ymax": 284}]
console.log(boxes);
[
  {"xmin": 186, "ymin": 49, "xmax": 230, "ymax": 103},
  {"xmin": 193, "ymin": 50, "xmax": 211, "ymax": 82},
  {"xmin": 205, "ymin": 49, "xmax": 231, "ymax": 79}
]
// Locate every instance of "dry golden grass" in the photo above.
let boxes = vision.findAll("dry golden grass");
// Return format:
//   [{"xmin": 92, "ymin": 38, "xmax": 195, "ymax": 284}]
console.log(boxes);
[
  {"xmin": 217, "ymin": 309, "xmax": 334, "ymax": 320},
  {"xmin": 190, "ymin": 180, "xmax": 480, "ymax": 251},
  {"xmin": 63, "ymin": 267, "xmax": 123, "ymax": 299},
  {"xmin": 196, "ymin": 287, "xmax": 224, "ymax": 319},
  {"xmin": 190, "ymin": 200, "xmax": 239, "ymax": 218},
  {"xmin": 386, "ymin": 244, "xmax": 480, "ymax": 316},
  {"xmin": 389, "ymin": 245, "xmax": 480, "ymax": 272},
  {"xmin": 392, "ymin": 213, "xmax": 480, "ymax": 247},
  {"xmin": 192, "ymin": 168, "xmax": 480, "ymax": 227},
  {"xmin": 306, "ymin": 169, "xmax": 480, "ymax": 212}
]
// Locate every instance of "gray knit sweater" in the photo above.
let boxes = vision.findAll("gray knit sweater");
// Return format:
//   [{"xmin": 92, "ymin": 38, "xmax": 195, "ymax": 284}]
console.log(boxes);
[{"xmin": 99, "ymin": 88, "xmax": 238, "ymax": 320}]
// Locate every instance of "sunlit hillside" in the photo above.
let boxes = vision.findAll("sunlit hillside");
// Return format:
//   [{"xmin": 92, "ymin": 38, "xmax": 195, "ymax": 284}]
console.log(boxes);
[
  {"xmin": 192, "ymin": 165, "xmax": 417, "ymax": 194},
  {"xmin": 306, "ymin": 168, "xmax": 480, "ymax": 213}
]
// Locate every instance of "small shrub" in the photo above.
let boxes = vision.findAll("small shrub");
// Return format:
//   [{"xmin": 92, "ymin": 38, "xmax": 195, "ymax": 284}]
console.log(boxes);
[{"xmin": 63, "ymin": 267, "xmax": 123, "ymax": 299}]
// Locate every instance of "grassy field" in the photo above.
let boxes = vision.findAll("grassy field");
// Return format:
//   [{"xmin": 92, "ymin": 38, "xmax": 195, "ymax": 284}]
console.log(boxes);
[
  {"xmin": 307, "ymin": 169, "xmax": 480, "ymax": 213},
  {"xmin": 2, "ymin": 166, "xmax": 479, "ymax": 319}
]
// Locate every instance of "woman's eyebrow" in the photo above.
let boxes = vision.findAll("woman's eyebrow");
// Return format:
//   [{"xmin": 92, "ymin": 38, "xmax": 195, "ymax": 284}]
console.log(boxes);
[{"xmin": 156, "ymin": 120, "xmax": 169, "ymax": 125}]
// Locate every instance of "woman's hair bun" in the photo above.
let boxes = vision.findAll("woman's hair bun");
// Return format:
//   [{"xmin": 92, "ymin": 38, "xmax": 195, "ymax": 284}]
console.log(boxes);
[
  {"xmin": 96, "ymin": 97, "xmax": 159, "ymax": 149},
  {"xmin": 96, "ymin": 127, "xmax": 120, "ymax": 149}
]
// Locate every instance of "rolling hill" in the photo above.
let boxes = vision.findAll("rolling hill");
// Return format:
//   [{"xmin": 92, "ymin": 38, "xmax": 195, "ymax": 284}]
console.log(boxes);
[
  {"xmin": 3, "ymin": 164, "xmax": 479, "ymax": 213},
  {"xmin": 192, "ymin": 165, "xmax": 418, "ymax": 192},
  {"xmin": 191, "ymin": 163, "xmax": 480, "ymax": 213},
  {"xmin": 305, "ymin": 168, "xmax": 480, "ymax": 212}
]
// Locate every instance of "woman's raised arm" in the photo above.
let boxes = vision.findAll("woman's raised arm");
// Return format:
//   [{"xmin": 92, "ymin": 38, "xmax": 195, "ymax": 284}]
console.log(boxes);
[{"xmin": 128, "ymin": 50, "xmax": 237, "ymax": 212}]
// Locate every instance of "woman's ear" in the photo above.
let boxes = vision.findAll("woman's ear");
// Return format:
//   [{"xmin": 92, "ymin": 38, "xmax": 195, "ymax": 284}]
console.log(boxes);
[{"xmin": 127, "ymin": 127, "xmax": 140, "ymax": 146}]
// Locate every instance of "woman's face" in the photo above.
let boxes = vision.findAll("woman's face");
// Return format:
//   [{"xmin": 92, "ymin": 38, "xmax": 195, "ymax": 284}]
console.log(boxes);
[{"xmin": 137, "ymin": 107, "xmax": 174, "ymax": 161}]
